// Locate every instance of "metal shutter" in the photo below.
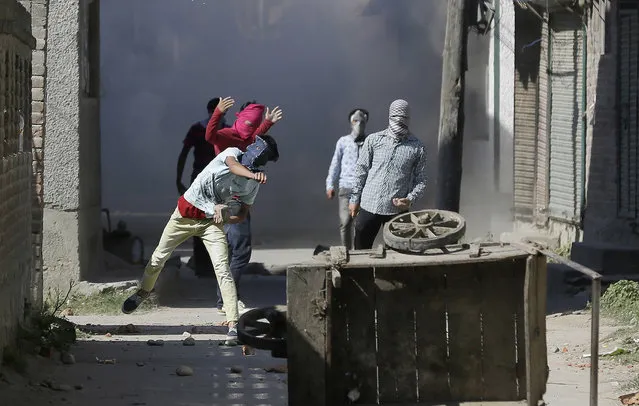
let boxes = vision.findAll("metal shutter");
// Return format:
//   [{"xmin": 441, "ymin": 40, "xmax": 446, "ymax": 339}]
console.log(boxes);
[
  {"xmin": 548, "ymin": 11, "xmax": 584, "ymax": 222},
  {"xmin": 513, "ymin": 6, "xmax": 543, "ymax": 218},
  {"xmin": 618, "ymin": 5, "xmax": 639, "ymax": 219}
]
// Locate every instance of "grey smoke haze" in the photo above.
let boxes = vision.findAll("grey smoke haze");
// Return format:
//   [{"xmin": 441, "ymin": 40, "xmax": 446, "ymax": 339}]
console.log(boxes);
[{"xmin": 100, "ymin": 0, "xmax": 505, "ymax": 247}]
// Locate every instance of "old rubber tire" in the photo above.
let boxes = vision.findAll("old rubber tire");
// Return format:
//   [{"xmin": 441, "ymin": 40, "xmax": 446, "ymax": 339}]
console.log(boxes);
[
  {"xmin": 382, "ymin": 209, "xmax": 466, "ymax": 253},
  {"xmin": 237, "ymin": 307, "xmax": 287, "ymax": 354}
]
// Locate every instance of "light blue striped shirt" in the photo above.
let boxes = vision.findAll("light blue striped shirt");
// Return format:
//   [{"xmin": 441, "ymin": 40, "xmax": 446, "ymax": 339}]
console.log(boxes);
[{"xmin": 326, "ymin": 134, "xmax": 364, "ymax": 191}]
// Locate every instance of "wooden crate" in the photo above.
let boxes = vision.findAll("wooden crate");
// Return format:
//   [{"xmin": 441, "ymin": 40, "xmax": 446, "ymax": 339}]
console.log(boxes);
[{"xmin": 287, "ymin": 244, "xmax": 547, "ymax": 406}]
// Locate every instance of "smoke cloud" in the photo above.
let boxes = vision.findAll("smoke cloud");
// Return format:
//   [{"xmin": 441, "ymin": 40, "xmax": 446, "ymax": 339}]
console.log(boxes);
[{"xmin": 100, "ymin": 0, "xmax": 506, "ymax": 247}]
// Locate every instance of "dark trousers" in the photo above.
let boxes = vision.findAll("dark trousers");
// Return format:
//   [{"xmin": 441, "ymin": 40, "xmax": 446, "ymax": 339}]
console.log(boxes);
[
  {"xmin": 354, "ymin": 209, "xmax": 398, "ymax": 250},
  {"xmin": 216, "ymin": 213, "xmax": 252, "ymax": 309},
  {"xmin": 190, "ymin": 171, "xmax": 214, "ymax": 276}
]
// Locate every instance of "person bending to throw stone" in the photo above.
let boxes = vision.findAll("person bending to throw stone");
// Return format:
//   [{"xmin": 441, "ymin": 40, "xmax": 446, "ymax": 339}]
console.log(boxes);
[
  {"xmin": 122, "ymin": 135, "xmax": 280, "ymax": 342},
  {"xmin": 205, "ymin": 97, "xmax": 283, "ymax": 315}
]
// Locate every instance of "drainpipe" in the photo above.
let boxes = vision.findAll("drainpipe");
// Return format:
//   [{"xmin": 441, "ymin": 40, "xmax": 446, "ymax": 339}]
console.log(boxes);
[
  {"xmin": 579, "ymin": 22, "xmax": 587, "ymax": 239},
  {"xmin": 493, "ymin": 0, "xmax": 501, "ymax": 192}
]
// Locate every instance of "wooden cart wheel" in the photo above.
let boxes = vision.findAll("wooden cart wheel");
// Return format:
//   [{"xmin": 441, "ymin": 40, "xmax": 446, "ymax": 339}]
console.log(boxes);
[
  {"xmin": 237, "ymin": 306, "xmax": 287, "ymax": 356},
  {"xmin": 383, "ymin": 209, "xmax": 466, "ymax": 253}
]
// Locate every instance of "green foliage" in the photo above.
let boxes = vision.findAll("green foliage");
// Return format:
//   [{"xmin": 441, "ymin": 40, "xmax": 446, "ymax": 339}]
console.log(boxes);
[
  {"xmin": 17, "ymin": 281, "xmax": 77, "ymax": 359},
  {"xmin": 554, "ymin": 244, "xmax": 572, "ymax": 258},
  {"xmin": 548, "ymin": 243, "xmax": 572, "ymax": 264},
  {"xmin": 601, "ymin": 280, "xmax": 639, "ymax": 325},
  {"xmin": 67, "ymin": 290, "xmax": 157, "ymax": 315}
]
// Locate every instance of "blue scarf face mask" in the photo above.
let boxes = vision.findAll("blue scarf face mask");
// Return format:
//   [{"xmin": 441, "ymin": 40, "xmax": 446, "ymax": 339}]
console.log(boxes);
[{"xmin": 240, "ymin": 136, "xmax": 275, "ymax": 172}]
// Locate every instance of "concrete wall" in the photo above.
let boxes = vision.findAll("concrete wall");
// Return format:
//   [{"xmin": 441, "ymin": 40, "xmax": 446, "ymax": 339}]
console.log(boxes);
[
  {"xmin": 486, "ymin": 0, "xmax": 516, "ymax": 197},
  {"xmin": 0, "ymin": 0, "xmax": 36, "ymax": 362},
  {"xmin": 41, "ymin": 0, "xmax": 102, "ymax": 290},
  {"xmin": 460, "ymin": 11, "xmax": 515, "ymax": 240},
  {"xmin": 467, "ymin": 0, "xmax": 514, "ymax": 239}
]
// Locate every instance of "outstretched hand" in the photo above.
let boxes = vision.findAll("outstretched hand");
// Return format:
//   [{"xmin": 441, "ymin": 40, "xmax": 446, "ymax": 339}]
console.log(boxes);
[
  {"xmin": 217, "ymin": 97, "xmax": 235, "ymax": 113},
  {"xmin": 265, "ymin": 106, "xmax": 283, "ymax": 123}
]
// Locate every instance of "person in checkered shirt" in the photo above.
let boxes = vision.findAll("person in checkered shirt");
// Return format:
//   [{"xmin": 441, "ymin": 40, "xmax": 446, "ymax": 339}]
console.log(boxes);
[{"xmin": 348, "ymin": 99, "xmax": 427, "ymax": 249}]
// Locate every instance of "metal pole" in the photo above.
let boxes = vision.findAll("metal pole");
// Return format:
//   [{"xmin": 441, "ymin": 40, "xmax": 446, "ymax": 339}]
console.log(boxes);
[
  {"xmin": 517, "ymin": 239, "xmax": 602, "ymax": 406},
  {"xmin": 590, "ymin": 277, "xmax": 601, "ymax": 406},
  {"xmin": 436, "ymin": 0, "xmax": 469, "ymax": 212}
]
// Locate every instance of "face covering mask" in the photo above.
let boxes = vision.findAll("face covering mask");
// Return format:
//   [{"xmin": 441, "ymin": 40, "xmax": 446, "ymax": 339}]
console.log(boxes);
[
  {"xmin": 350, "ymin": 110, "xmax": 368, "ymax": 143},
  {"xmin": 233, "ymin": 104, "xmax": 265, "ymax": 140},
  {"xmin": 240, "ymin": 136, "xmax": 277, "ymax": 172},
  {"xmin": 387, "ymin": 99, "xmax": 410, "ymax": 139}
]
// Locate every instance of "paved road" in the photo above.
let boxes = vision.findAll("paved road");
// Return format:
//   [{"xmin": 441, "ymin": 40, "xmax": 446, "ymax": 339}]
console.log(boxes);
[{"xmin": 0, "ymin": 252, "xmax": 633, "ymax": 406}]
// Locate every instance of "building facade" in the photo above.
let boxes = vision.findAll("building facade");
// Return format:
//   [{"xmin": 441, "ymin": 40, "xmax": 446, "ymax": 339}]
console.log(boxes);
[
  {"xmin": 17, "ymin": 0, "xmax": 102, "ymax": 291},
  {"xmin": 0, "ymin": 0, "xmax": 36, "ymax": 364},
  {"xmin": 491, "ymin": 0, "xmax": 639, "ymax": 271}
]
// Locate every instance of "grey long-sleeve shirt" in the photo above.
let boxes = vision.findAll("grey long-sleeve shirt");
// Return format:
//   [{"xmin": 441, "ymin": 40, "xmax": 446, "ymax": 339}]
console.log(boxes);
[{"xmin": 349, "ymin": 130, "xmax": 427, "ymax": 215}]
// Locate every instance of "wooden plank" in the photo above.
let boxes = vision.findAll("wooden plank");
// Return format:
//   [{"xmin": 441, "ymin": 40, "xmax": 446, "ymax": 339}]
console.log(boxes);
[
  {"xmin": 480, "ymin": 260, "xmax": 519, "ymax": 400},
  {"xmin": 535, "ymin": 255, "xmax": 548, "ymax": 400},
  {"xmin": 524, "ymin": 254, "xmax": 548, "ymax": 406},
  {"xmin": 375, "ymin": 267, "xmax": 418, "ymax": 403},
  {"xmin": 340, "ymin": 267, "xmax": 378, "ymax": 404},
  {"xmin": 317, "ymin": 244, "xmax": 530, "ymax": 269},
  {"xmin": 287, "ymin": 265, "xmax": 328, "ymax": 406},
  {"xmin": 327, "ymin": 268, "xmax": 350, "ymax": 405},
  {"xmin": 328, "ymin": 268, "xmax": 378, "ymax": 404},
  {"xmin": 515, "ymin": 259, "xmax": 528, "ymax": 399},
  {"xmin": 446, "ymin": 263, "xmax": 483, "ymax": 400},
  {"xmin": 415, "ymin": 266, "xmax": 450, "ymax": 402}
]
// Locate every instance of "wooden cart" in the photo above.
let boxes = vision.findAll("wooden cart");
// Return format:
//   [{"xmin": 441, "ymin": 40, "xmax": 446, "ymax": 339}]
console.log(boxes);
[
  {"xmin": 286, "ymin": 243, "xmax": 548, "ymax": 406},
  {"xmin": 238, "ymin": 210, "xmax": 602, "ymax": 406}
]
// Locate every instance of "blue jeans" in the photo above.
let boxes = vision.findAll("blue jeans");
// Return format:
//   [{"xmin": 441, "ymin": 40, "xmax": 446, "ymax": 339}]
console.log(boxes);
[{"xmin": 217, "ymin": 214, "xmax": 252, "ymax": 309}]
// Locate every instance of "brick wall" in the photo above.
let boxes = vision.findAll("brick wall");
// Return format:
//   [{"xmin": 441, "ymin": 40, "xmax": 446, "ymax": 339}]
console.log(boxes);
[
  {"xmin": 581, "ymin": 0, "xmax": 639, "ymax": 245},
  {"xmin": 0, "ymin": 0, "xmax": 36, "ymax": 362},
  {"xmin": 19, "ymin": 0, "xmax": 47, "ymax": 306}
]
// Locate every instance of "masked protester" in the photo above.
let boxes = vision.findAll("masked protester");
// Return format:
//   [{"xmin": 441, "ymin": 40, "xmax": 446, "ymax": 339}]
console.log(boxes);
[
  {"xmin": 205, "ymin": 97, "xmax": 283, "ymax": 155},
  {"xmin": 205, "ymin": 97, "xmax": 284, "ymax": 316},
  {"xmin": 325, "ymin": 108, "xmax": 370, "ymax": 249},
  {"xmin": 122, "ymin": 136, "xmax": 280, "ymax": 345},
  {"xmin": 176, "ymin": 98, "xmax": 231, "ymax": 278},
  {"xmin": 348, "ymin": 99, "xmax": 427, "ymax": 249}
]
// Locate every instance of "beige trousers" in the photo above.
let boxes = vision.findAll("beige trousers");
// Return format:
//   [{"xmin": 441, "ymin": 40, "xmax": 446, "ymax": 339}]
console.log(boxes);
[{"xmin": 140, "ymin": 208, "xmax": 239, "ymax": 322}]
